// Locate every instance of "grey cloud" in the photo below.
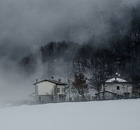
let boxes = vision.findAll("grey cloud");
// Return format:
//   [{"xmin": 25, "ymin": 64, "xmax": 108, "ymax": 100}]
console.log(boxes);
[{"xmin": 0, "ymin": 0, "xmax": 138, "ymax": 46}]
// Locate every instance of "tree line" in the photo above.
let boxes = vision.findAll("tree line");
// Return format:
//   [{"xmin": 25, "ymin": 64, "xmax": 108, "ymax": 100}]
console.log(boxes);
[{"xmin": 19, "ymin": 6, "xmax": 140, "ymax": 84}]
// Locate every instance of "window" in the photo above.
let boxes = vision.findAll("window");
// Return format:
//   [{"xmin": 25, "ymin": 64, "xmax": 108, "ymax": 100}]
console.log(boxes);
[
  {"xmin": 62, "ymin": 88, "xmax": 65, "ymax": 93},
  {"xmin": 117, "ymin": 86, "xmax": 120, "ymax": 90},
  {"xmin": 39, "ymin": 96, "xmax": 41, "ymax": 101},
  {"xmin": 57, "ymin": 88, "xmax": 60, "ymax": 93}
]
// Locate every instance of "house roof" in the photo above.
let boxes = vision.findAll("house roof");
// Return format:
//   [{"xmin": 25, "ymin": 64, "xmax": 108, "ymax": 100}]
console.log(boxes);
[
  {"xmin": 33, "ymin": 79, "xmax": 67, "ymax": 85},
  {"xmin": 106, "ymin": 77, "xmax": 127, "ymax": 83}
]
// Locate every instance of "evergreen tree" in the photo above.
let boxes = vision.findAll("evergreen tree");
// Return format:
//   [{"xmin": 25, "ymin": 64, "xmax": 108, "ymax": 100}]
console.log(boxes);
[{"xmin": 73, "ymin": 73, "xmax": 88, "ymax": 100}]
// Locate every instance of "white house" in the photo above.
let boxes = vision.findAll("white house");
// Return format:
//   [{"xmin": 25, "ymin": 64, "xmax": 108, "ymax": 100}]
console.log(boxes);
[
  {"xmin": 33, "ymin": 79, "xmax": 67, "ymax": 103},
  {"xmin": 99, "ymin": 77, "xmax": 133, "ymax": 99}
]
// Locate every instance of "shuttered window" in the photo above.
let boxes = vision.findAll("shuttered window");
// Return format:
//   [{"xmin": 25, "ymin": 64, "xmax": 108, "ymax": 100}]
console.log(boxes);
[{"xmin": 57, "ymin": 88, "xmax": 60, "ymax": 93}]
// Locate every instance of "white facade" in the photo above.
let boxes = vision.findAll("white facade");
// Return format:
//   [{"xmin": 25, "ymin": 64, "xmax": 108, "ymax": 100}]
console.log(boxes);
[
  {"xmin": 101, "ymin": 78, "xmax": 133, "ymax": 97},
  {"xmin": 36, "ymin": 81, "xmax": 56, "ymax": 95}
]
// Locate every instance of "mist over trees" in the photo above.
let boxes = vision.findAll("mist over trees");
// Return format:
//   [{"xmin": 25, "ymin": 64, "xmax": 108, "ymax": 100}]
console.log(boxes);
[
  {"xmin": 17, "ymin": 6, "xmax": 140, "ymax": 83},
  {"xmin": 0, "ymin": 0, "xmax": 140, "ymax": 103}
]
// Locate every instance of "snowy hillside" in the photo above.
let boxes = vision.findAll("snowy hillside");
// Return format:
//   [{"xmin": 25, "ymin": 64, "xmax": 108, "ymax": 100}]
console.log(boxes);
[{"xmin": 0, "ymin": 99, "xmax": 140, "ymax": 130}]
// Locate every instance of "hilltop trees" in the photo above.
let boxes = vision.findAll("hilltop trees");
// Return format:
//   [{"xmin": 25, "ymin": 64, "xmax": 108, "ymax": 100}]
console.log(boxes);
[{"xmin": 18, "ymin": 6, "xmax": 140, "ymax": 82}]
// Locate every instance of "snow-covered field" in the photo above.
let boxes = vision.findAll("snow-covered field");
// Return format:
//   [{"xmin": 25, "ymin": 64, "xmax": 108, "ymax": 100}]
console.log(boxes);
[{"xmin": 0, "ymin": 99, "xmax": 140, "ymax": 130}]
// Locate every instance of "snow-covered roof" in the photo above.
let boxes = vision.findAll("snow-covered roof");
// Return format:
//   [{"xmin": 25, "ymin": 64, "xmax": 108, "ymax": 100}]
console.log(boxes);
[
  {"xmin": 34, "ymin": 79, "xmax": 67, "ymax": 85},
  {"xmin": 106, "ymin": 77, "xmax": 127, "ymax": 83}
]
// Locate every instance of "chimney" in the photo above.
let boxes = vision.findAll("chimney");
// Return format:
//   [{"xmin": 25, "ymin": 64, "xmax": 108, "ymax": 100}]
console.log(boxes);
[
  {"xmin": 58, "ymin": 79, "xmax": 61, "ymax": 82},
  {"xmin": 36, "ymin": 79, "xmax": 38, "ymax": 83},
  {"xmin": 115, "ymin": 72, "xmax": 118, "ymax": 81}
]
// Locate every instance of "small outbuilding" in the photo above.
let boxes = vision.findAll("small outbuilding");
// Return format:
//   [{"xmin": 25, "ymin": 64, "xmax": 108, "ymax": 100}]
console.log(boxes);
[
  {"xmin": 33, "ymin": 79, "xmax": 67, "ymax": 103},
  {"xmin": 96, "ymin": 91, "xmax": 117, "ymax": 100}
]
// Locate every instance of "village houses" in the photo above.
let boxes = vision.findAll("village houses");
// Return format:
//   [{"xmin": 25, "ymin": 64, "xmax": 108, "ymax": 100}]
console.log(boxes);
[{"xmin": 31, "ymin": 74, "xmax": 140, "ymax": 104}]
